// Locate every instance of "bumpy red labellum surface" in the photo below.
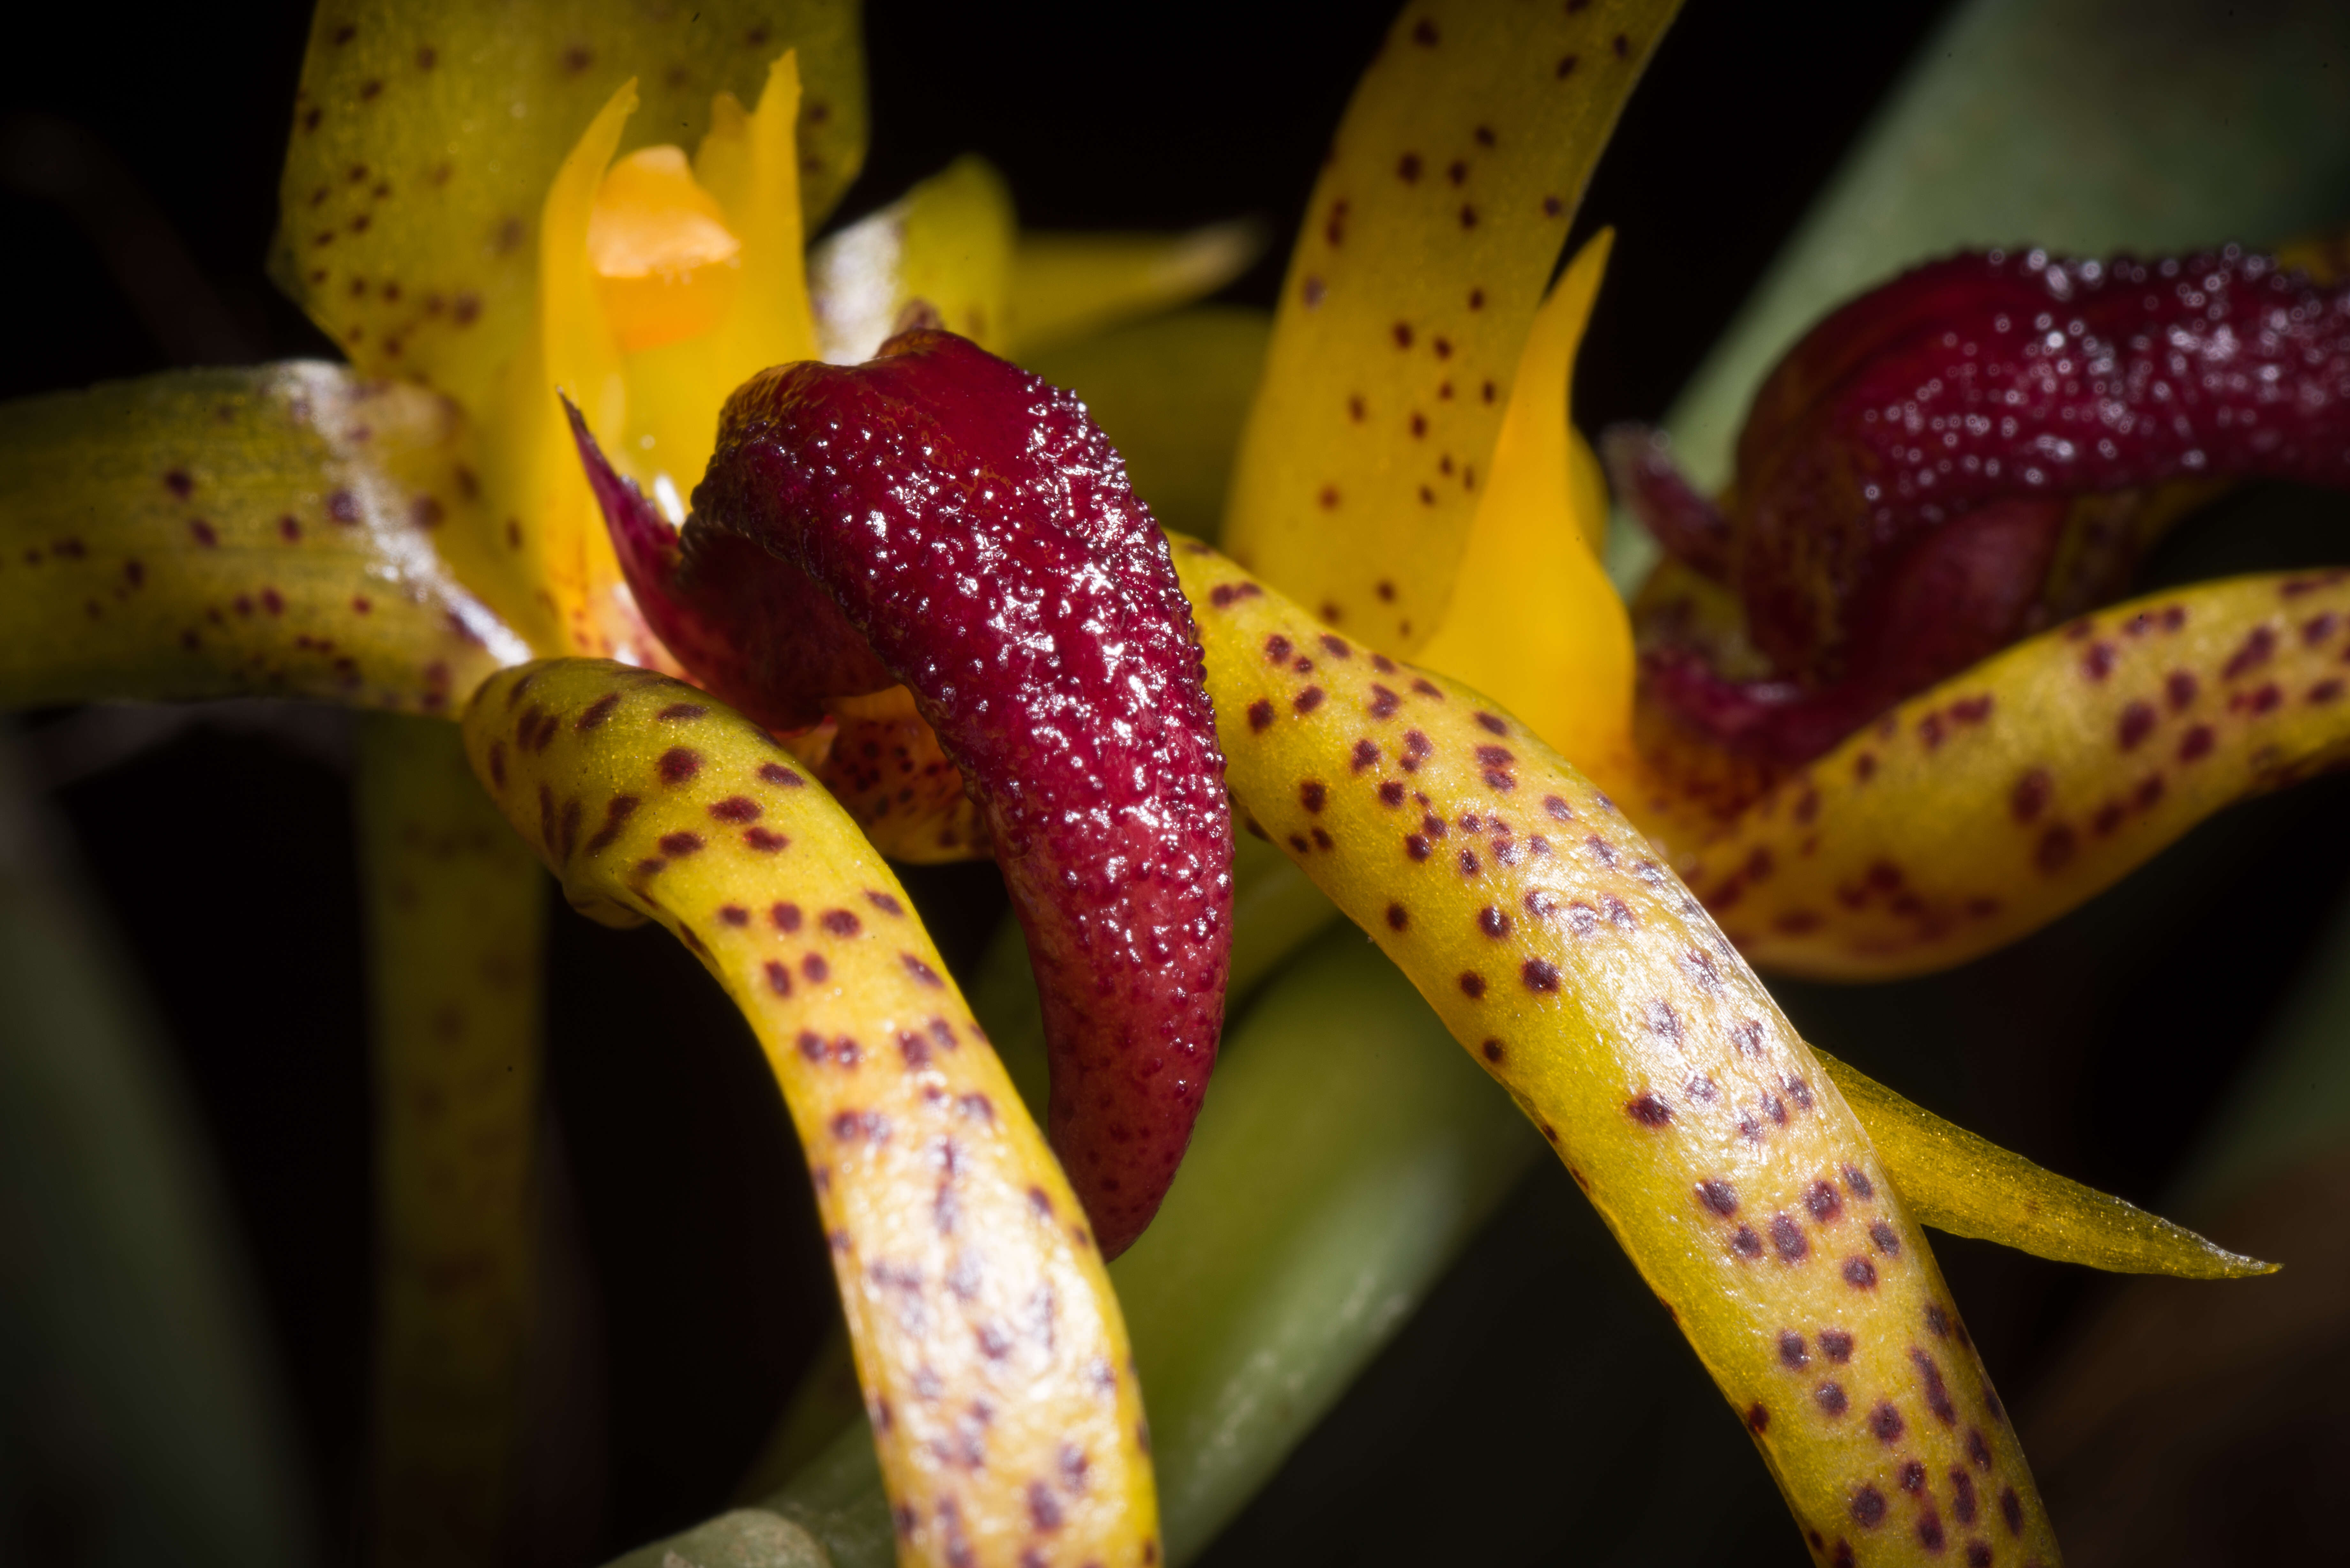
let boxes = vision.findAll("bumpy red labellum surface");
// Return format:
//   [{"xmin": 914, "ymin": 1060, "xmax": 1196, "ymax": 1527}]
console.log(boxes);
[
  {"xmin": 574, "ymin": 329, "xmax": 1232, "ymax": 1256},
  {"xmin": 1621, "ymin": 246, "xmax": 2350, "ymax": 763}
]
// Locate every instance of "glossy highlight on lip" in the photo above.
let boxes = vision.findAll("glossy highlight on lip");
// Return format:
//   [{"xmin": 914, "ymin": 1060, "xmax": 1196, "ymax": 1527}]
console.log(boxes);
[
  {"xmin": 572, "ymin": 328, "xmax": 1233, "ymax": 1257},
  {"xmin": 1616, "ymin": 243, "xmax": 2350, "ymax": 763}
]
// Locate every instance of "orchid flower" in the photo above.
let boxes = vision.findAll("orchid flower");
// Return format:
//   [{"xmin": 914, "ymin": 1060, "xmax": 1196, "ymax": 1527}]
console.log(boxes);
[{"xmin": 3, "ymin": 1, "xmax": 2345, "ymax": 1566}]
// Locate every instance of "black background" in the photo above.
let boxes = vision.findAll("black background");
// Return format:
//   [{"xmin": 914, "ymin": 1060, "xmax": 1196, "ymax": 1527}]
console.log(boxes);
[{"xmin": 8, "ymin": 1, "xmax": 2348, "ymax": 1564}]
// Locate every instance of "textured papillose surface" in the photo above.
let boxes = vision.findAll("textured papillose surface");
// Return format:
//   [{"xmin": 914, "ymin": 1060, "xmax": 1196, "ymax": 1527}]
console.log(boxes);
[
  {"xmin": 574, "ymin": 329, "xmax": 1231, "ymax": 1256},
  {"xmin": 1618, "ymin": 246, "xmax": 2350, "ymax": 762}
]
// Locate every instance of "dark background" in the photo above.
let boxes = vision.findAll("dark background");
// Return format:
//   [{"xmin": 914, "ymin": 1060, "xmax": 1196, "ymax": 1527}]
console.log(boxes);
[{"xmin": 9, "ymin": 1, "xmax": 2348, "ymax": 1564}]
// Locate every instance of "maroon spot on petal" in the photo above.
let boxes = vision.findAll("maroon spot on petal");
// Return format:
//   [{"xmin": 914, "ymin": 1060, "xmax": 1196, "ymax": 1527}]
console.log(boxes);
[
  {"xmin": 1459, "ymin": 971, "xmax": 1488, "ymax": 999},
  {"xmin": 745, "ymin": 827, "xmax": 789, "ymax": 852},
  {"xmin": 2222, "ymin": 625, "xmax": 2277, "ymax": 680},
  {"xmin": 1746, "ymin": 1403, "xmax": 1770, "ymax": 1434},
  {"xmin": 658, "ymin": 747, "xmax": 702, "ymax": 784},
  {"xmin": 2178, "ymin": 724, "xmax": 2215, "ymax": 761},
  {"xmin": 709, "ymin": 795, "xmax": 761, "ymax": 822},
  {"xmin": 1300, "ymin": 780, "xmax": 1328, "ymax": 813},
  {"xmin": 1807, "ymin": 1181, "xmax": 1843, "ymax": 1223},
  {"xmin": 1544, "ymin": 795, "xmax": 1573, "ymax": 822},
  {"xmin": 658, "ymin": 831, "xmax": 703, "ymax": 856},
  {"xmin": 760, "ymin": 761, "xmax": 805, "ymax": 787},
  {"xmin": 902, "ymin": 953, "xmax": 945, "ymax": 988},
  {"xmin": 1351, "ymin": 738, "xmax": 1380, "ymax": 772},
  {"xmin": 1845, "ymin": 1256, "xmax": 1879, "ymax": 1289},
  {"xmin": 1771, "ymin": 1214, "xmax": 1808, "ymax": 1261},
  {"xmin": 1999, "ymin": 1489, "xmax": 2023, "ymax": 1536},
  {"xmin": 1457, "ymin": 847, "xmax": 1481, "ymax": 876},
  {"xmin": 1816, "ymin": 1382, "xmax": 1849, "ymax": 1417},
  {"xmin": 1870, "ymin": 1219, "xmax": 1901, "ymax": 1255},
  {"xmin": 764, "ymin": 961, "xmax": 792, "ymax": 996},
  {"xmin": 1844, "ymin": 1166, "xmax": 1879, "ymax": 1201},
  {"xmin": 1732, "ymin": 1225, "xmax": 1764, "ymax": 1258},
  {"xmin": 1967, "ymin": 1429, "xmax": 1995, "ymax": 1473},
  {"xmin": 1852, "ymin": 1487, "xmax": 1888, "ymax": 1528},
  {"xmin": 2118, "ymin": 701, "xmax": 2156, "ymax": 749},
  {"xmin": 2010, "ymin": 769, "xmax": 2051, "ymax": 823},
  {"xmin": 1294, "ymin": 686, "xmax": 1325, "ymax": 715},
  {"xmin": 584, "ymin": 794, "xmax": 639, "ymax": 854},
  {"xmin": 1628, "ymin": 1091, "xmax": 1673, "ymax": 1127},
  {"xmin": 2167, "ymin": 669, "xmax": 2199, "ymax": 710},
  {"xmin": 821, "ymin": 908, "xmax": 862, "ymax": 937},
  {"xmin": 1247, "ymin": 699, "xmax": 1275, "ymax": 732},
  {"xmin": 1406, "ymin": 833, "xmax": 1431, "ymax": 860},
  {"xmin": 1521, "ymin": 957, "xmax": 1559, "ymax": 992},
  {"xmin": 1900, "ymin": 1460, "xmax": 1927, "ymax": 1494},
  {"xmin": 2082, "ymin": 642, "xmax": 2117, "ymax": 680},
  {"xmin": 1775, "ymin": 1328, "xmax": 1806, "ymax": 1366},
  {"xmin": 1476, "ymin": 904, "xmax": 1509, "ymax": 937},
  {"xmin": 2035, "ymin": 824, "xmax": 2077, "ymax": 872},
  {"xmin": 1368, "ymin": 683, "xmax": 1401, "ymax": 719},
  {"xmin": 1821, "ymin": 1329, "xmax": 1854, "ymax": 1363},
  {"xmin": 1378, "ymin": 780, "xmax": 1406, "ymax": 807},
  {"xmin": 1869, "ymin": 1400, "xmax": 1905, "ymax": 1443},
  {"xmin": 1925, "ymin": 1304, "xmax": 1952, "ymax": 1338},
  {"xmin": 802, "ymin": 954, "xmax": 830, "ymax": 983},
  {"xmin": 1916, "ymin": 1509, "xmax": 1947, "ymax": 1553},
  {"xmin": 771, "ymin": 901, "xmax": 804, "ymax": 932}
]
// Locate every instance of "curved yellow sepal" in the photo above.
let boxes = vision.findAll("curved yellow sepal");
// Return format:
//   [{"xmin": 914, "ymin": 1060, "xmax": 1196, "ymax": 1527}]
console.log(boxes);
[
  {"xmin": 809, "ymin": 156, "xmax": 1020, "ymax": 365},
  {"xmin": 272, "ymin": 0, "xmax": 865, "ymax": 418},
  {"xmin": 462, "ymin": 659, "xmax": 1158, "ymax": 1568},
  {"xmin": 1168, "ymin": 536, "xmax": 2059, "ymax": 1567},
  {"xmin": 355, "ymin": 716, "xmax": 546, "ymax": 1565},
  {"xmin": 1816, "ymin": 1049, "xmax": 2272, "ymax": 1281},
  {"xmin": 1006, "ymin": 221, "xmax": 1263, "ymax": 359},
  {"xmin": 1222, "ymin": 0, "xmax": 1679, "ymax": 653},
  {"xmin": 1663, "ymin": 572, "xmax": 2350, "ymax": 979},
  {"xmin": 1417, "ymin": 231, "xmax": 1634, "ymax": 782},
  {"xmin": 0, "ymin": 364, "xmax": 526, "ymax": 714}
]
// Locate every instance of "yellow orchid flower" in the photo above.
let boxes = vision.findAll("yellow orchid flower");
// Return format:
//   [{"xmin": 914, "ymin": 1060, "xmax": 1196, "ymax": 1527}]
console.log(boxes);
[{"xmin": 5, "ymin": 1, "xmax": 2347, "ymax": 1566}]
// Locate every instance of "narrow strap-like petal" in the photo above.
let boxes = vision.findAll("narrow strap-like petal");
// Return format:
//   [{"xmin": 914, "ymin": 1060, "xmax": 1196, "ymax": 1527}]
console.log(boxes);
[
  {"xmin": 808, "ymin": 157, "xmax": 1020, "ymax": 364},
  {"xmin": 1170, "ymin": 534, "xmax": 2060, "ymax": 1567},
  {"xmin": 355, "ymin": 715, "xmax": 546, "ymax": 1565},
  {"xmin": 463, "ymin": 658, "xmax": 1158, "ymax": 1568},
  {"xmin": 0, "ymin": 364, "xmax": 525, "ymax": 713},
  {"xmin": 1005, "ymin": 222, "xmax": 1262, "ymax": 359},
  {"xmin": 1814, "ymin": 1047, "xmax": 2270, "ymax": 1280},
  {"xmin": 1222, "ymin": 0, "xmax": 1678, "ymax": 652},
  {"xmin": 1670, "ymin": 572, "xmax": 2350, "ymax": 979}
]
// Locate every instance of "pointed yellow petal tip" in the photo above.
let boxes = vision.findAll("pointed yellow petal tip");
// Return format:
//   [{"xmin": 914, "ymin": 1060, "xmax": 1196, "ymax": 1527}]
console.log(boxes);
[
  {"xmin": 1816, "ymin": 1048, "xmax": 2281, "ymax": 1280},
  {"xmin": 1418, "ymin": 227, "xmax": 1634, "ymax": 786}
]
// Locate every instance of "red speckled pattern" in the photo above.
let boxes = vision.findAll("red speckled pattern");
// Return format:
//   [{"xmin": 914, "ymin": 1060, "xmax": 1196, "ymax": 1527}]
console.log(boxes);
[
  {"xmin": 1621, "ymin": 246, "xmax": 2350, "ymax": 762},
  {"xmin": 575, "ymin": 330, "xmax": 1232, "ymax": 1256}
]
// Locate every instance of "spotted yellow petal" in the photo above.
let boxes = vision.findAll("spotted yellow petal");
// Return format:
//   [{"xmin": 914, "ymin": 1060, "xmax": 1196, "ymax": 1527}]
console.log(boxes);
[
  {"xmin": 1170, "ymin": 534, "xmax": 2059, "ymax": 1567},
  {"xmin": 1417, "ymin": 230, "xmax": 1633, "ymax": 782},
  {"xmin": 0, "ymin": 364, "xmax": 525, "ymax": 714},
  {"xmin": 1222, "ymin": 0, "xmax": 1678, "ymax": 652},
  {"xmin": 355, "ymin": 715, "xmax": 546, "ymax": 1565},
  {"xmin": 1665, "ymin": 572, "xmax": 2350, "ymax": 980},
  {"xmin": 1005, "ymin": 221, "xmax": 1262, "ymax": 359},
  {"xmin": 463, "ymin": 659, "xmax": 1158, "ymax": 1568},
  {"xmin": 272, "ymin": 0, "xmax": 864, "ymax": 417}
]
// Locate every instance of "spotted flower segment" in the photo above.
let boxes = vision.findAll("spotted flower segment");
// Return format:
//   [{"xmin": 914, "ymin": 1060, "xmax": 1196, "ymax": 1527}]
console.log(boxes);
[
  {"xmin": 462, "ymin": 659, "xmax": 1159, "ymax": 1568},
  {"xmin": 576, "ymin": 330, "xmax": 1233, "ymax": 1257},
  {"xmin": 1169, "ymin": 535, "xmax": 2061, "ymax": 1568},
  {"xmin": 1616, "ymin": 245, "xmax": 2350, "ymax": 763}
]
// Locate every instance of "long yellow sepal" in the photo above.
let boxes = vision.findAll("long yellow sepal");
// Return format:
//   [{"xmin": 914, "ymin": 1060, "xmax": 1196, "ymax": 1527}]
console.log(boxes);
[
  {"xmin": 1222, "ymin": 0, "xmax": 1679, "ymax": 653},
  {"xmin": 0, "ymin": 364, "xmax": 526, "ymax": 714},
  {"xmin": 1169, "ymin": 535, "xmax": 2059, "ymax": 1568},
  {"xmin": 1667, "ymin": 572, "xmax": 2350, "ymax": 979},
  {"xmin": 355, "ymin": 715, "xmax": 546, "ymax": 1565},
  {"xmin": 462, "ymin": 659, "xmax": 1157, "ymax": 1568}
]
